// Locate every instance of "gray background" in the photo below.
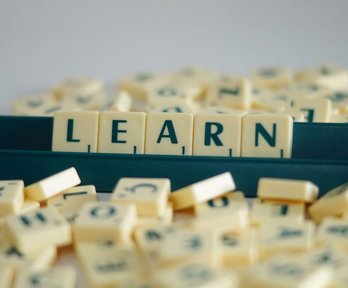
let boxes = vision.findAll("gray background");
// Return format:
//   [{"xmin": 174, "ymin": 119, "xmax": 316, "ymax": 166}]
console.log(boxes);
[{"xmin": 1, "ymin": 0, "xmax": 348, "ymax": 111}]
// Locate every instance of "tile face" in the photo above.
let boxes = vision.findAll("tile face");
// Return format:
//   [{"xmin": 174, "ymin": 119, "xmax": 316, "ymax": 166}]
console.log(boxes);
[
  {"xmin": 146, "ymin": 98, "xmax": 198, "ymax": 113},
  {"xmin": 251, "ymin": 199, "xmax": 305, "ymax": 225},
  {"xmin": 241, "ymin": 114, "xmax": 293, "ymax": 158},
  {"xmin": 287, "ymin": 97, "xmax": 331, "ymax": 123},
  {"xmin": 155, "ymin": 261, "xmax": 238, "ymax": 288},
  {"xmin": 98, "ymin": 112, "xmax": 146, "ymax": 154},
  {"xmin": 12, "ymin": 94, "xmax": 62, "ymax": 116},
  {"xmin": 25, "ymin": 167, "xmax": 81, "ymax": 201},
  {"xmin": 206, "ymin": 76, "xmax": 251, "ymax": 109},
  {"xmin": 257, "ymin": 178, "xmax": 318, "ymax": 203},
  {"xmin": 73, "ymin": 202, "xmax": 137, "ymax": 243},
  {"xmin": 4, "ymin": 207, "xmax": 71, "ymax": 253},
  {"xmin": 14, "ymin": 267, "xmax": 76, "ymax": 288},
  {"xmin": 316, "ymin": 217, "xmax": 348, "ymax": 249},
  {"xmin": 137, "ymin": 203, "xmax": 173, "ymax": 227},
  {"xmin": 19, "ymin": 199, "xmax": 40, "ymax": 214},
  {"xmin": 193, "ymin": 113, "xmax": 243, "ymax": 157},
  {"xmin": 308, "ymin": 183, "xmax": 348, "ymax": 222},
  {"xmin": 111, "ymin": 178, "xmax": 170, "ymax": 216},
  {"xmin": 251, "ymin": 66, "xmax": 292, "ymax": 91},
  {"xmin": 0, "ymin": 180, "xmax": 24, "ymax": 217},
  {"xmin": 170, "ymin": 172, "xmax": 235, "ymax": 211},
  {"xmin": 62, "ymin": 91, "xmax": 107, "ymax": 111},
  {"xmin": 118, "ymin": 72, "xmax": 157, "ymax": 100},
  {"xmin": 52, "ymin": 111, "xmax": 100, "ymax": 153},
  {"xmin": 145, "ymin": 112, "xmax": 194, "ymax": 155}
]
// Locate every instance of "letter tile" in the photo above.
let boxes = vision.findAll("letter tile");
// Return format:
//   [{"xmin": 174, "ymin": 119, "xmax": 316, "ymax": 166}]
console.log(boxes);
[{"xmin": 0, "ymin": 180, "xmax": 24, "ymax": 217}]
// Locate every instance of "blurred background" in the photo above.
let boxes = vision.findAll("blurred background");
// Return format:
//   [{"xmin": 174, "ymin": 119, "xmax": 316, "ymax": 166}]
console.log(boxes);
[{"xmin": 1, "ymin": 0, "xmax": 348, "ymax": 111}]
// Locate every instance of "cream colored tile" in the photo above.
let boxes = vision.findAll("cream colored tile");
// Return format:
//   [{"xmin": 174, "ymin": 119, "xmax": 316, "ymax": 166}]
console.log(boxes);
[
  {"xmin": 110, "ymin": 91, "xmax": 133, "ymax": 112},
  {"xmin": 62, "ymin": 91, "xmax": 107, "ymax": 111},
  {"xmin": 251, "ymin": 66, "xmax": 292, "ymax": 91},
  {"xmin": 193, "ymin": 112, "xmax": 243, "ymax": 157},
  {"xmin": 52, "ymin": 111, "xmax": 99, "ymax": 153},
  {"xmin": 326, "ymin": 90, "xmax": 348, "ymax": 114},
  {"xmin": 12, "ymin": 94, "xmax": 59, "ymax": 116},
  {"xmin": 73, "ymin": 202, "xmax": 137, "ymax": 243},
  {"xmin": 241, "ymin": 114, "xmax": 293, "ymax": 158},
  {"xmin": 145, "ymin": 112, "xmax": 194, "ymax": 155},
  {"xmin": 0, "ymin": 267, "xmax": 12, "ymax": 288},
  {"xmin": 205, "ymin": 76, "xmax": 251, "ymax": 109},
  {"xmin": 170, "ymin": 172, "xmax": 235, "ymax": 211},
  {"xmin": 98, "ymin": 112, "xmax": 146, "ymax": 154},
  {"xmin": 25, "ymin": 167, "xmax": 81, "ymax": 202},
  {"xmin": 0, "ymin": 180, "xmax": 24, "ymax": 217},
  {"xmin": 251, "ymin": 199, "xmax": 305, "ymax": 225},
  {"xmin": 257, "ymin": 178, "xmax": 318, "ymax": 203},
  {"xmin": 13, "ymin": 267, "xmax": 76, "ymax": 288},
  {"xmin": 201, "ymin": 106, "xmax": 246, "ymax": 114},
  {"xmin": 316, "ymin": 217, "xmax": 348, "ymax": 250},
  {"xmin": 330, "ymin": 113, "xmax": 348, "ymax": 123},
  {"xmin": 295, "ymin": 64, "xmax": 348, "ymax": 90},
  {"xmin": 19, "ymin": 199, "xmax": 40, "ymax": 215},
  {"xmin": 304, "ymin": 245, "xmax": 348, "ymax": 268},
  {"xmin": 287, "ymin": 97, "xmax": 332, "ymax": 123},
  {"xmin": 309, "ymin": 183, "xmax": 348, "ymax": 223},
  {"xmin": 246, "ymin": 256, "xmax": 333, "ymax": 288},
  {"xmin": 136, "ymin": 203, "xmax": 173, "ymax": 227},
  {"xmin": 257, "ymin": 221, "xmax": 315, "ymax": 260},
  {"xmin": 218, "ymin": 229, "xmax": 257, "ymax": 267},
  {"xmin": 146, "ymin": 98, "xmax": 198, "ymax": 113},
  {"xmin": 155, "ymin": 261, "xmax": 239, "ymax": 288},
  {"xmin": 4, "ymin": 206, "xmax": 71, "ymax": 253},
  {"xmin": 111, "ymin": 178, "xmax": 170, "ymax": 217}
]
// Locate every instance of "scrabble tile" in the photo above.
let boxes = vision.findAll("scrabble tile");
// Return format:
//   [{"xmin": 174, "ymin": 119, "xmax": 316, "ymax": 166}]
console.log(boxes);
[
  {"xmin": 331, "ymin": 258, "xmax": 348, "ymax": 288},
  {"xmin": 205, "ymin": 76, "xmax": 251, "ymax": 109},
  {"xmin": 13, "ymin": 267, "xmax": 76, "ymax": 288},
  {"xmin": 110, "ymin": 91, "xmax": 133, "ymax": 112},
  {"xmin": 257, "ymin": 221, "xmax": 315, "ymax": 259},
  {"xmin": 98, "ymin": 112, "xmax": 146, "ymax": 154},
  {"xmin": 257, "ymin": 178, "xmax": 319, "ymax": 203},
  {"xmin": 201, "ymin": 106, "xmax": 246, "ymax": 114},
  {"xmin": 76, "ymin": 242, "xmax": 142, "ymax": 288},
  {"xmin": 111, "ymin": 178, "xmax": 170, "ymax": 217},
  {"xmin": 0, "ymin": 241, "xmax": 57, "ymax": 272},
  {"xmin": 137, "ymin": 203, "xmax": 173, "ymax": 227},
  {"xmin": 155, "ymin": 261, "xmax": 239, "ymax": 288},
  {"xmin": 316, "ymin": 217, "xmax": 348, "ymax": 250},
  {"xmin": 304, "ymin": 244, "xmax": 348, "ymax": 268},
  {"xmin": 170, "ymin": 172, "xmax": 235, "ymax": 211},
  {"xmin": 287, "ymin": 97, "xmax": 332, "ymax": 123},
  {"xmin": 193, "ymin": 112, "xmax": 243, "ymax": 157},
  {"xmin": 4, "ymin": 206, "xmax": 71, "ymax": 253},
  {"xmin": 308, "ymin": 183, "xmax": 348, "ymax": 222},
  {"xmin": 47, "ymin": 185, "xmax": 97, "ymax": 223},
  {"xmin": 25, "ymin": 167, "xmax": 81, "ymax": 201},
  {"xmin": 12, "ymin": 94, "xmax": 59, "ymax": 116},
  {"xmin": 0, "ymin": 267, "xmax": 12, "ymax": 288},
  {"xmin": 192, "ymin": 193, "xmax": 249, "ymax": 231},
  {"xmin": 295, "ymin": 64, "xmax": 348, "ymax": 90},
  {"xmin": 73, "ymin": 202, "xmax": 137, "ymax": 243},
  {"xmin": 251, "ymin": 66, "xmax": 292, "ymax": 91},
  {"xmin": 146, "ymin": 98, "xmax": 198, "ymax": 113},
  {"xmin": 251, "ymin": 199, "xmax": 305, "ymax": 225},
  {"xmin": 145, "ymin": 112, "xmax": 194, "ymax": 155},
  {"xmin": 330, "ymin": 113, "xmax": 348, "ymax": 123},
  {"xmin": 31, "ymin": 102, "xmax": 80, "ymax": 117},
  {"xmin": 246, "ymin": 256, "xmax": 333, "ymax": 288},
  {"xmin": 62, "ymin": 91, "xmax": 107, "ymax": 110},
  {"xmin": 158, "ymin": 228, "xmax": 219, "ymax": 267},
  {"xmin": 0, "ymin": 180, "xmax": 24, "ymax": 217},
  {"xmin": 52, "ymin": 111, "xmax": 100, "ymax": 153},
  {"xmin": 241, "ymin": 114, "xmax": 293, "ymax": 158},
  {"xmin": 19, "ymin": 199, "xmax": 40, "ymax": 214}
]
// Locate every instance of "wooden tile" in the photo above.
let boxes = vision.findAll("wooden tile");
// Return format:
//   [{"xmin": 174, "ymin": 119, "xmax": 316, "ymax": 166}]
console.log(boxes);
[
  {"xmin": 110, "ymin": 91, "xmax": 133, "ymax": 112},
  {"xmin": 309, "ymin": 183, "xmax": 348, "ymax": 222},
  {"xmin": 251, "ymin": 66, "xmax": 292, "ymax": 91},
  {"xmin": 257, "ymin": 178, "xmax": 318, "ymax": 203},
  {"xmin": 4, "ymin": 206, "xmax": 71, "ymax": 253},
  {"xmin": 25, "ymin": 167, "xmax": 81, "ymax": 202},
  {"xmin": 111, "ymin": 178, "xmax": 170, "ymax": 217},
  {"xmin": 52, "ymin": 111, "xmax": 99, "ymax": 153},
  {"xmin": 73, "ymin": 202, "xmax": 137, "ymax": 243},
  {"xmin": 155, "ymin": 261, "xmax": 238, "ymax": 288},
  {"xmin": 98, "ymin": 112, "xmax": 146, "ymax": 154},
  {"xmin": 257, "ymin": 221, "xmax": 315, "ymax": 260},
  {"xmin": 205, "ymin": 76, "xmax": 251, "ymax": 109},
  {"xmin": 0, "ymin": 267, "xmax": 12, "ymax": 288},
  {"xmin": 287, "ymin": 97, "xmax": 331, "ymax": 123},
  {"xmin": 193, "ymin": 112, "xmax": 243, "ymax": 157},
  {"xmin": 170, "ymin": 172, "xmax": 235, "ymax": 211},
  {"xmin": 295, "ymin": 64, "xmax": 348, "ymax": 90},
  {"xmin": 241, "ymin": 114, "xmax": 293, "ymax": 158},
  {"xmin": 218, "ymin": 229, "xmax": 257, "ymax": 267},
  {"xmin": 0, "ymin": 180, "xmax": 24, "ymax": 217},
  {"xmin": 251, "ymin": 199, "xmax": 305, "ymax": 225},
  {"xmin": 145, "ymin": 112, "xmax": 194, "ymax": 155},
  {"xmin": 13, "ymin": 267, "xmax": 76, "ymax": 288}
]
